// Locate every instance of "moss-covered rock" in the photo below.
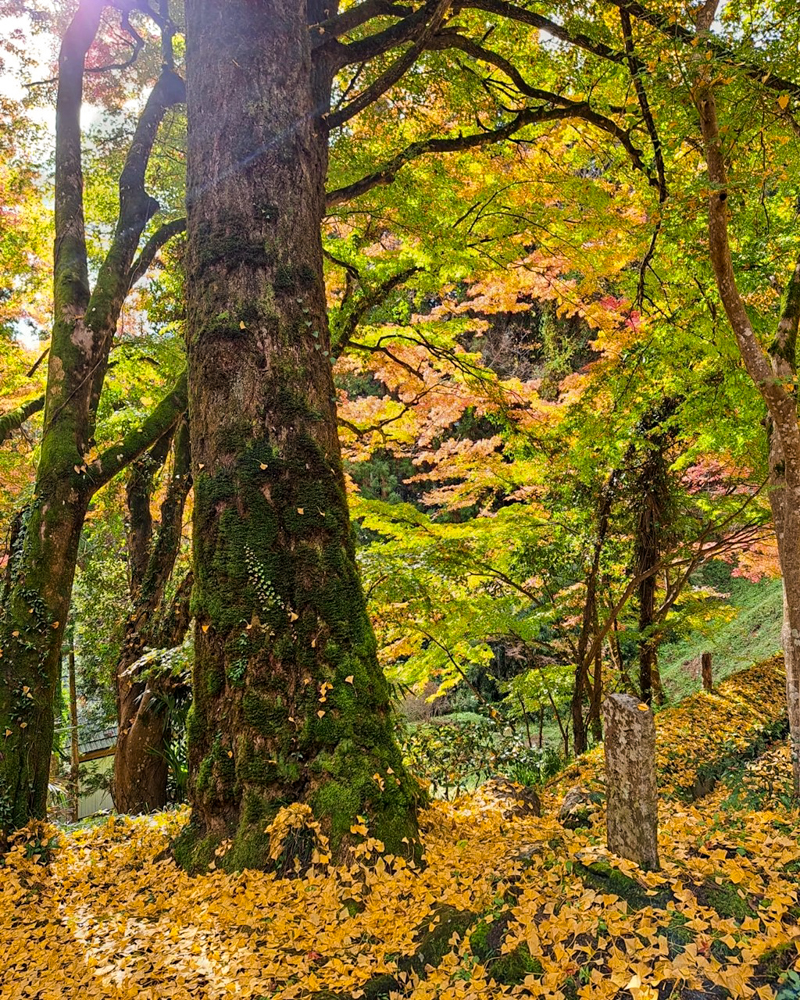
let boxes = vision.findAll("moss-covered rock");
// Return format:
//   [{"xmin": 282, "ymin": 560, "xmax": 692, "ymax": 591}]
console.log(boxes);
[
  {"xmin": 490, "ymin": 944, "xmax": 542, "ymax": 986},
  {"xmin": 753, "ymin": 941, "xmax": 797, "ymax": 981},
  {"xmin": 665, "ymin": 911, "xmax": 694, "ymax": 959},
  {"xmin": 304, "ymin": 975, "xmax": 399, "ymax": 1000},
  {"xmin": 399, "ymin": 905, "xmax": 477, "ymax": 975},
  {"xmin": 693, "ymin": 879, "xmax": 759, "ymax": 922},
  {"xmin": 558, "ymin": 786, "xmax": 598, "ymax": 829},
  {"xmin": 469, "ymin": 906, "xmax": 542, "ymax": 986},
  {"xmin": 574, "ymin": 860, "xmax": 673, "ymax": 910}
]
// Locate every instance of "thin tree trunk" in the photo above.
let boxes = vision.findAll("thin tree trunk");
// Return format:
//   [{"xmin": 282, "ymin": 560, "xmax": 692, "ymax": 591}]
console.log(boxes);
[
  {"xmin": 68, "ymin": 639, "xmax": 79, "ymax": 823},
  {"xmin": 572, "ymin": 473, "xmax": 617, "ymax": 754},
  {"xmin": 636, "ymin": 449, "xmax": 660, "ymax": 706},
  {"xmin": 547, "ymin": 688, "xmax": 569, "ymax": 758},
  {"xmin": 589, "ymin": 613, "xmax": 603, "ymax": 741},
  {"xmin": 633, "ymin": 406, "xmax": 675, "ymax": 706},
  {"xmin": 114, "ymin": 421, "xmax": 192, "ymax": 813},
  {"xmin": 0, "ymin": 2, "xmax": 187, "ymax": 841},
  {"xmin": 695, "ymin": 63, "xmax": 800, "ymax": 792},
  {"xmin": 175, "ymin": 0, "xmax": 421, "ymax": 871}
]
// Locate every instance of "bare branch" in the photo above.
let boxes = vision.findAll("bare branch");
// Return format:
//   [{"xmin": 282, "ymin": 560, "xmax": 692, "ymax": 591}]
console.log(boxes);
[
  {"xmin": 619, "ymin": 11, "xmax": 666, "ymax": 201},
  {"xmin": 426, "ymin": 31, "xmax": 657, "ymax": 185},
  {"xmin": 25, "ymin": 349, "xmax": 49, "ymax": 379},
  {"xmin": 455, "ymin": 0, "xmax": 626, "ymax": 65}
]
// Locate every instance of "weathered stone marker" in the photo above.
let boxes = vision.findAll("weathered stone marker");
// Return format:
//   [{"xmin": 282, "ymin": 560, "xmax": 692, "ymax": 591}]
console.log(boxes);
[
  {"xmin": 701, "ymin": 652, "xmax": 713, "ymax": 692},
  {"xmin": 603, "ymin": 694, "xmax": 660, "ymax": 871}
]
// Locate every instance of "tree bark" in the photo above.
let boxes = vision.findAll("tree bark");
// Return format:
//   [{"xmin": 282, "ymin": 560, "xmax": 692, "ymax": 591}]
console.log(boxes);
[
  {"xmin": 695, "ymin": 70, "xmax": 800, "ymax": 792},
  {"xmin": 701, "ymin": 652, "xmax": 713, "ymax": 693},
  {"xmin": 68, "ymin": 639, "xmax": 80, "ymax": 824},
  {"xmin": 637, "ymin": 488, "xmax": 659, "ymax": 706},
  {"xmin": 113, "ymin": 420, "xmax": 192, "ymax": 814},
  {"xmin": 175, "ymin": 0, "xmax": 421, "ymax": 872}
]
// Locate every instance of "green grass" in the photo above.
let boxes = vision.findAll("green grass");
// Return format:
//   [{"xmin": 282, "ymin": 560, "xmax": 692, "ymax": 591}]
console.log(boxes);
[{"xmin": 659, "ymin": 570, "xmax": 783, "ymax": 702}]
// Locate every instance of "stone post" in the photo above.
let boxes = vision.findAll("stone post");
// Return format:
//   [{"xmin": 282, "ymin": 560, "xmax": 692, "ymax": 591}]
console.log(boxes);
[
  {"xmin": 701, "ymin": 652, "xmax": 713, "ymax": 692},
  {"xmin": 603, "ymin": 694, "xmax": 659, "ymax": 870}
]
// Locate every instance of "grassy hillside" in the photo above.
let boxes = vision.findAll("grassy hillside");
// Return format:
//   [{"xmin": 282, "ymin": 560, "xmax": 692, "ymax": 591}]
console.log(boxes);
[{"xmin": 659, "ymin": 568, "xmax": 783, "ymax": 701}]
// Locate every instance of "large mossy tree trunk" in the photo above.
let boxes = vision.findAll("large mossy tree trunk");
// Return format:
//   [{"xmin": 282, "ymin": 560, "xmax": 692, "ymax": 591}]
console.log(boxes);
[
  {"xmin": 0, "ymin": 1, "xmax": 187, "ymax": 844},
  {"xmin": 176, "ymin": 0, "xmax": 421, "ymax": 872},
  {"xmin": 113, "ymin": 420, "xmax": 193, "ymax": 814}
]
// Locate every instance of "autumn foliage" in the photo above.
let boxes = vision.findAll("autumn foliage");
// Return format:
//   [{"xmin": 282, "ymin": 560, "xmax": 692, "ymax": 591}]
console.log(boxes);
[{"xmin": 3, "ymin": 657, "xmax": 798, "ymax": 1000}]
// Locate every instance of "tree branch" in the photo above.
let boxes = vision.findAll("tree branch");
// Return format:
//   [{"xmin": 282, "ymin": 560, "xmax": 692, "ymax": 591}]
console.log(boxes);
[
  {"xmin": 772, "ymin": 259, "xmax": 800, "ymax": 369},
  {"xmin": 426, "ymin": 31, "xmax": 657, "ymax": 185},
  {"xmin": 86, "ymin": 66, "xmax": 185, "ymax": 405},
  {"xmin": 619, "ymin": 11, "xmax": 666, "ymax": 201},
  {"xmin": 605, "ymin": 0, "xmax": 800, "ymax": 99},
  {"xmin": 88, "ymin": 370, "xmax": 188, "ymax": 490},
  {"xmin": 126, "ymin": 427, "xmax": 175, "ymax": 583},
  {"xmin": 455, "ymin": 0, "xmax": 626, "ymax": 65},
  {"xmin": 330, "ymin": 0, "xmax": 447, "ymax": 68},
  {"xmin": 138, "ymin": 416, "xmax": 192, "ymax": 610},
  {"xmin": 312, "ymin": 0, "xmax": 413, "ymax": 40},
  {"xmin": 695, "ymin": 79, "xmax": 799, "ymax": 450},
  {"xmin": 127, "ymin": 217, "xmax": 186, "ymax": 289},
  {"xmin": 331, "ymin": 265, "xmax": 420, "ymax": 358},
  {"xmin": 0, "ymin": 396, "xmax": 45, "ymax": 447},
  {"xmin": 328, "ymin": 0, "xmax": 452, "ymax": 127},
  {"xmin": 326, "ymin": 106, "xmax": 589, "ymax": 206},
  {"xmin": 53, "ymin": 0, "xmax": 105, "ymax": 319}
]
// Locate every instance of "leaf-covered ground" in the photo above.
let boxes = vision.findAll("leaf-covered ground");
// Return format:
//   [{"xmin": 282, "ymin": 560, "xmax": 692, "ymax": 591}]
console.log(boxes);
[{"xmin": 3, "ymin": 658, "xmax": 799, "ymax": 1000}]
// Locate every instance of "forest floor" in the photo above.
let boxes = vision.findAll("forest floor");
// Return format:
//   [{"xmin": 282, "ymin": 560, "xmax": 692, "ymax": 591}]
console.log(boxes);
[{"xmin": 3, "ymin": 657, "xmax": 800, "ymax": 1000}]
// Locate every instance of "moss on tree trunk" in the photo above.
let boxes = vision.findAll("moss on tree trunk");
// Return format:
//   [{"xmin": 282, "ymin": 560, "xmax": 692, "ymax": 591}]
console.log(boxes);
[
  {"xmin": 175, "ymin": 0, "xmax": 422, "ymax": 872},
  {"xmin": 0, "ymin": 482, "xmax": 88, "ymax": 840}
]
